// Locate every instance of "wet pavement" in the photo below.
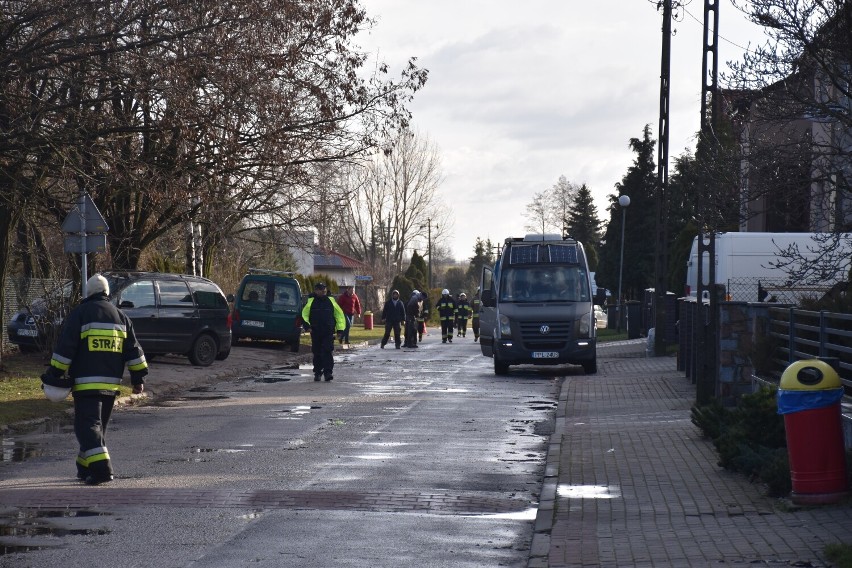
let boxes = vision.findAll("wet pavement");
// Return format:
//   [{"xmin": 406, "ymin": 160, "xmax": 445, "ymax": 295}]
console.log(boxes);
[
  {"xmin": 532, "ymin": 339, "xmax": 852, "ymax": 568},
  {"xmin": 0, "ymin": 335, "xmax": 553, "ymax": 567},
  {"xmin": 4, "ymin": 337, "xmax": 852, "ymax": 566}
]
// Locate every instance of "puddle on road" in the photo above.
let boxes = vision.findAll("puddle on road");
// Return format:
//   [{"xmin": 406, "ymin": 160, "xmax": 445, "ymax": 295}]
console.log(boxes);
[
  {"xmin": 0, "ymin": 509, "xmax": 112, "ymax": 556},
  {"xmin": 274, "ymin": 405, "xmax": 322, "ymax": 420},
  {"xmin": 192, "ymin": 446, "xmax": 251, "ymax": 454},
  {"xmin": 253, "ymin": 369, "xmax": 303, "ymax": 383},
  {"xmin": 152, "ymin": 395, "xmax": 230, "ymax": 406},
  {"xmin": 0, "ymin": 438, "xmax": 45, "ymax": 463},
  {"xmin": 464, "ymin": 507, "xmax": 538, "ymax": 520},
  {"xmin": 558, "ymin": 484, "xmax": 621, "ymax": 499}
]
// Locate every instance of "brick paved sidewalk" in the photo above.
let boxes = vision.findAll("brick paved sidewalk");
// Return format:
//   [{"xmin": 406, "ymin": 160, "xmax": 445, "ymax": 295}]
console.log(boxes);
[{"xmin": 531, "ymin": 340, "xmax": 852, "ymax": 568}]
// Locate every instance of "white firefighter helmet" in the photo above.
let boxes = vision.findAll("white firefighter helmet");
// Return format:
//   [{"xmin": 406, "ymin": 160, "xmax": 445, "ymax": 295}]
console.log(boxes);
[
  {"xmin": 442, "ymin": 289, "xmax": 449, "ymax": 295},
  {"xmin": 43, "ymin": 384, "xmax": 71, "ymax": 403}
]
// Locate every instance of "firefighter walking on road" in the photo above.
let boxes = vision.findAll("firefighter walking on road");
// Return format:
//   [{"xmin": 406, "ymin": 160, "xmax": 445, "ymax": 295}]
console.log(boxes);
[
  {"xmin": 456, "ymin": 293, "xmax": 471, "ymax": 337},
  {"xmin": 40, "ymin": 274, "xmax": 148, "ymax": 486},
  {"xmin": 470, "ymin": 289, "xmax": 482, "ymax": 342},
  {"xmin": 436, "ymin": 289, "xmax": 457, "ymax": 343}
]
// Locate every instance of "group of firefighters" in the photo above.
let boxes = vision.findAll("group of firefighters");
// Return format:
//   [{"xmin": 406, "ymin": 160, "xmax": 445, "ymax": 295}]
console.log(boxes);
[
  {"xmin": 380, "ymin": 288, "xmax": 482, "ymax": 349},
  {"xmin": 434, "ymin": 289, "xmax": 481, "ymax": 343}
]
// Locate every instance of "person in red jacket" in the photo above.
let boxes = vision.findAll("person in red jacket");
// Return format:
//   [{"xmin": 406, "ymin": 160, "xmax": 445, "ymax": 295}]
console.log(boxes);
[{"xmin": 336, "ymin": 285, "xmax": 362, "ymax": 345}]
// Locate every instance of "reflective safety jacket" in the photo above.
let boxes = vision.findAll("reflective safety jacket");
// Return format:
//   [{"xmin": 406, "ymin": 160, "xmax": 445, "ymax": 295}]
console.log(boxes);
[
  {"xmin": 456, "ymin": 299, "xmax": 472, "ymax": 320},
  {"xmin": 435, "ymin": 296, "xmax": 457, "ymax": 321},
  {"xmin": 301, "ymin": 294, "xmax": 346, "ymax": 333},
  {"xmin": 470, "ymin": 297, "xmax": 482, "ymax": 319},
  {"xmin": 48, "ymin": 293, "xmax": 148, "ymax": 396}
]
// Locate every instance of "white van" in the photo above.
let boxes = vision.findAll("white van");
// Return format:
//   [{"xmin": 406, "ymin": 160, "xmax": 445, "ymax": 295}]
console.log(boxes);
[{"xmin": 685, "ymin": 232, "xmax": 852, "ymax": 302}]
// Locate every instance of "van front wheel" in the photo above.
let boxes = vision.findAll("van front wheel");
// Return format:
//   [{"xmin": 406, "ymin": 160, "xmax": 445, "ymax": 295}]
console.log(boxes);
[
  {"xmin": 582, "ymin": 359, "xmax": 597, "ymax": 374},
  {"xmin": 494, "ymin": 349, "xmax": 509, "ymax": 376},
  {"xmin": 189, "ymin": 334, "xmax": 217, "ymax": 367}
]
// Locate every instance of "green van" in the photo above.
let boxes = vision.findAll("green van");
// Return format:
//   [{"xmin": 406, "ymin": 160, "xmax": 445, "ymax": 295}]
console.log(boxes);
[{"xmin": 231, "ymin": 269, "xmax": 304, "ymax": 352}]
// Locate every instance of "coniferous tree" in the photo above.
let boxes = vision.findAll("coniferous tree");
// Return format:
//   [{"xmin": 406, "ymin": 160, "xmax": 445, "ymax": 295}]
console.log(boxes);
[
  {"xmin": 564, "ymin": 184, "xmax": 601, "ymax": 270},
  {"xmin": 466, "ymin": 238, "xmax": 496, "ymax": 284},
  {"xmin": 597, "ymin": 125, "xmax": 658, "ymax": 301},
  {"xmin": 405, "ymin": 251, "xmax": 427, "ymax": 291}
]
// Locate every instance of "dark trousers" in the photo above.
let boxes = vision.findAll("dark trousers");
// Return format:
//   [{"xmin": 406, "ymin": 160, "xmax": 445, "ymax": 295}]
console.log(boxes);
[
  {"xmin": 381, "ymin": 321, "xmax": 402, "ymax": 347},
  {"xmin": 310, "ymin": 329, "xmax": 335, "ymax": 377},
  {"xmin": 74, "ymin": 394, "xmax": 116, "ymax": 479},
  {"xmin": 472, "ymin": 316, "xmax": 480, "ymax": 338},
  {"xmin": 440, "ymin": 319, "xmax": 454, "ymax": 341},
  {"xmin": 341, "ymin": 314, "xmax": 354, "ymax": 342},
  {"xmin": 456, "ymin": 318, "xmax": 468, "ymax": 335},
  {"xmin": 404, "ymin": 316, "xmax": 418, "ymax": 346}
]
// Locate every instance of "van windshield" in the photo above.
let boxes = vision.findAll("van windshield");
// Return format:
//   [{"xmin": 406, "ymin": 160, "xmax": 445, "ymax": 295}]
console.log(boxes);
[{"xmin": 499, "ymin": 266, "xmax": 590, "ymax": 303}]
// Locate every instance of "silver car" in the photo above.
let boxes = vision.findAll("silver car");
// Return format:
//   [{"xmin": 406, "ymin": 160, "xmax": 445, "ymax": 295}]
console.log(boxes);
[{"xmin": 594, "ymin": 305, "xmax": 607, "ymax": 330}]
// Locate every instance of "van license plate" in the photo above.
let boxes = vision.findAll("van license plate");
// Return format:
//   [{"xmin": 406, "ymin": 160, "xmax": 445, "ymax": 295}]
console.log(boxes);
[
  {"xmin": 242, "ymin": 320, "xmax": 265, "ymax": 328},
  {"xmin": 532, "ymin": 351, "xmax": 558, "ymax": 359},
  {"xmin": 17, "ymin": 329, "xmax": 38, "ymax": 337}
]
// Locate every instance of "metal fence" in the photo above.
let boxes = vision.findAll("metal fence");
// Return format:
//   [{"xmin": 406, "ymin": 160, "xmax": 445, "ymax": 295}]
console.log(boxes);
[
  {"xmin": 725, "ymin": 276, "xmax": 837, "ymax": 305},
  {"xmin": 761, "ymin": 307, "xmax": 852, "ymax": 392}
]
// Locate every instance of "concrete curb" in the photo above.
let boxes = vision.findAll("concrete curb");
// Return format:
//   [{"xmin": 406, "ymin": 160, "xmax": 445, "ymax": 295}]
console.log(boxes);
[{"xmin": 528, "ymin": 376, "xmax": 568, "ymax": 567}]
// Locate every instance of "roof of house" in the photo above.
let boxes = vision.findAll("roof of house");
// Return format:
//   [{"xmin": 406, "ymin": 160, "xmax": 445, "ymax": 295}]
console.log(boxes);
[{"xmin": 313, "ymin": 247, "xmax": 368, "ymax": 270}]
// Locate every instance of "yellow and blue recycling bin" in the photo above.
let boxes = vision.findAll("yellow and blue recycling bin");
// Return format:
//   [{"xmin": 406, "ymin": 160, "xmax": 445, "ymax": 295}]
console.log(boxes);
[{"xmin": 777, "ymin": 359, "xmax": 848, "ymax": 505}]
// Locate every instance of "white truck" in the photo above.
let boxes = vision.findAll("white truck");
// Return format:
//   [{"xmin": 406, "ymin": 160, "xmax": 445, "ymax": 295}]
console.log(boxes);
[
  {"xmin": 479, "ymin": 234, "xmax": 597, "ymax": 375},
  {"xmin": 685, "ymin": 232, "xmax": 852, "ymax": 302}
]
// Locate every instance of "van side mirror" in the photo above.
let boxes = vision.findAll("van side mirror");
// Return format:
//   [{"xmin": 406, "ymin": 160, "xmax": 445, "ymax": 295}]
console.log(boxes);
[{"xmin": 481, "ymin": 289, "xmax": 496, "ymax": 307}]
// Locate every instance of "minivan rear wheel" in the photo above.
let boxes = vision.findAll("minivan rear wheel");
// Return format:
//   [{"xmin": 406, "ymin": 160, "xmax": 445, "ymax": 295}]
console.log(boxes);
[{"xmin": 189, "ymin": 333, "xmax": 217, "ymax": 367}]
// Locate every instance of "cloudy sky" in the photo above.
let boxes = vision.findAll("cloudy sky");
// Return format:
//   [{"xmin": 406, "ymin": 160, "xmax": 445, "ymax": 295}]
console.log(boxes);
[{"xmin": 357, "ymin": 1, "xmax": 766, "ymax": 261}]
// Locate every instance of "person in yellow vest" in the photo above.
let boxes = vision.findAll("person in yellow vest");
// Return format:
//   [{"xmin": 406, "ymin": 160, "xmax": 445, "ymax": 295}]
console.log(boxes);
[
  {"xmin": 301, "ymin": 282, "xmax": 346, "ymax": 381},
  {"xmin": 470, "ymin": 289, "xmax": 482, "ymax": 342},
  {"xmin": 455, "ymin": 292, "xmax": 471, "ymax": 337}
]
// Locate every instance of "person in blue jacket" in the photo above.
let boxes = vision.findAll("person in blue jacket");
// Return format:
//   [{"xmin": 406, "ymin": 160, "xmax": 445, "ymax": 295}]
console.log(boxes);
[{"xmin": 380, "ymin": 289, "xmax": 406, "ymax": 349}]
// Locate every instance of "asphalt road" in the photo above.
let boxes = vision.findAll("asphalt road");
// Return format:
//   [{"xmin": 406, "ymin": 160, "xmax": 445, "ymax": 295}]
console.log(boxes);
[{"xmin": 0, "ymin": 335, "xmax": 572, "ymax": 567}]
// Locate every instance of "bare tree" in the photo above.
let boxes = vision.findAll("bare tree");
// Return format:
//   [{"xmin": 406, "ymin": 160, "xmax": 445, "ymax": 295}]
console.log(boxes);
[
  {"xmin": 548, "ymin": 175, "xmax": 578, "ymax": 232},
  {"xmin": 342, "ymin": 128, "xmax": 451, "ymax": 280},
  {"xmin": 522, "ymin": 175, "xmax": 579, "ymax": 235},
  {"xmin": 1, "ymin": 0, "xmax": 428, "ymax": 273},
  {"xmin": 524, "ymin": 191, "xmax": 549, "ymax": 234}
]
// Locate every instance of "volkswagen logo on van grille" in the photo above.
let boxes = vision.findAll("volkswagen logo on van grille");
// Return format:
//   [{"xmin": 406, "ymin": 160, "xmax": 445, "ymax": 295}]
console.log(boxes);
[{"xmin": 539, "ymin": 325, "xmax": 550, "ymax": 335}]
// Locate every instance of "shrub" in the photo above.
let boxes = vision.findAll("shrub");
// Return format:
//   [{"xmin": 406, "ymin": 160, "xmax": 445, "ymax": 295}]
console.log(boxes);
[{"xmin": 692, "ymin": 386, "xmax": 791, "ymax": 496}]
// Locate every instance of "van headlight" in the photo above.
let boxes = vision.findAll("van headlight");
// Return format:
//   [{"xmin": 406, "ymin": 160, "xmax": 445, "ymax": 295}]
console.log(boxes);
[
  {"xmin": 579, "ymin": 312, "xmax": 591, "ymax": 337},
  {"xmin": 498, "ymin": 314, "xmax": 512, "ymax": 337}
]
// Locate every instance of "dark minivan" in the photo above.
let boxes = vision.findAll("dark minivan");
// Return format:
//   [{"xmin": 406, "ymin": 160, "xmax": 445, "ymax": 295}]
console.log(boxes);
[{"xmin": 102, "ymin": 271, "xmax": 232, "ymax": 366}]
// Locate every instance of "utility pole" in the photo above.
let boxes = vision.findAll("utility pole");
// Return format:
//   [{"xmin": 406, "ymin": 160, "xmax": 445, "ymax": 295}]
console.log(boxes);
[
  {"xmin": 654, "ymin": 0, "xmax": 672, "ymax": 356},
  {"xmin": 420, "ymin": 218, "xmax": 437, "ymax": 289},
  {"xmin": 695, "ymin": 0, "xmax": 721, "ymax": 405}
]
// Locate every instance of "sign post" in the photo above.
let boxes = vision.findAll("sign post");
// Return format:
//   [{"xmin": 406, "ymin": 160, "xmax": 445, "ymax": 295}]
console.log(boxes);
[{"xmin": 61, "ymin": 193, "xmax": 109, "ymax": 297}]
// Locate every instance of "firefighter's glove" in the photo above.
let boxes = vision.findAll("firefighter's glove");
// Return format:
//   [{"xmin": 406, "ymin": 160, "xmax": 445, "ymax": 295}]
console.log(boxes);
[{"xmin": 41, "ymin": 371, "xmax": 71, "ymax": 389}]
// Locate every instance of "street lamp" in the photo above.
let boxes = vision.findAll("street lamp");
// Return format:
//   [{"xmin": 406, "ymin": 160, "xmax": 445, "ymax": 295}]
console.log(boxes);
[{"xmin": 616, "ymin": 194, "xmax": 630, "ymax": 333}]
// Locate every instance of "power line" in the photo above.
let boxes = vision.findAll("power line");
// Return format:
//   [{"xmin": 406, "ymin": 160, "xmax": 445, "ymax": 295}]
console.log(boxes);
[{"xmin": 681, "ymin": 4, "xmax": 755, "ymax": 54}]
